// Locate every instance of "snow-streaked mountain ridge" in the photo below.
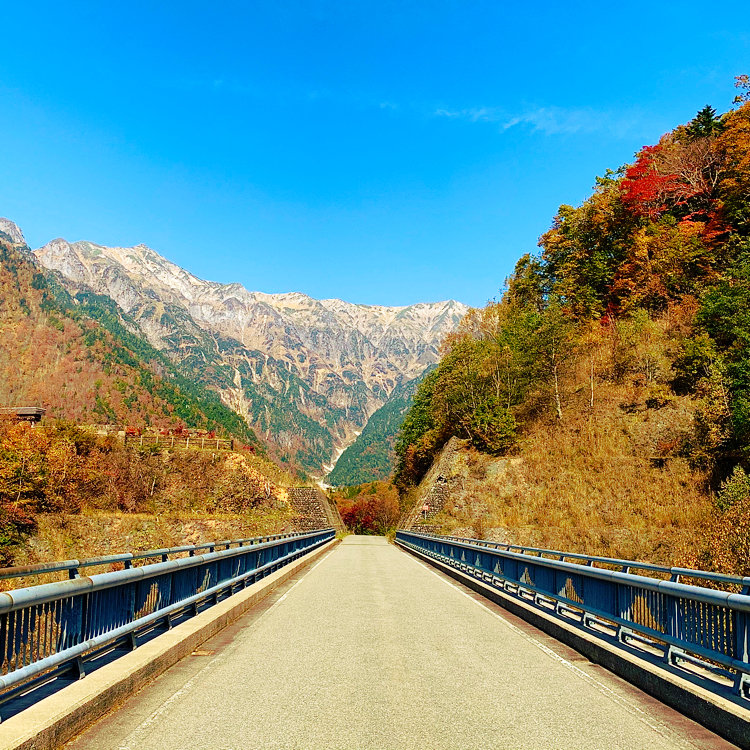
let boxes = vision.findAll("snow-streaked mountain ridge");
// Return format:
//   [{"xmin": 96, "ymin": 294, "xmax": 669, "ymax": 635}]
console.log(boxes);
[{"xmin": 32, "ymin": 232, "xmax": 467, "ymax": 475}]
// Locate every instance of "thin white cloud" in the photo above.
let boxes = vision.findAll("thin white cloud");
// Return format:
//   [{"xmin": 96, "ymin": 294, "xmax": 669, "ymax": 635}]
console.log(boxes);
[
  {"xmin": 434, "ymin": 106, "xmax": 503, "ymax": 123},
  {"xmin": 502, "ymin": 106, "xmax": 605, "ymax": 135},
  {"xmin": 434, "ymin": 104, "xmax": 647, "ymax": 137},
  {"xmin": 167, "ymin": 78, "xmax": 649, "ymax": 138}
]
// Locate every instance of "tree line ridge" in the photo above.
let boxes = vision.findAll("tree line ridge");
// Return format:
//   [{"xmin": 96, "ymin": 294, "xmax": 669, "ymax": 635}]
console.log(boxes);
[{"xmin": 392, "ymin": 77, "xmax": 750, "ymax": 573}]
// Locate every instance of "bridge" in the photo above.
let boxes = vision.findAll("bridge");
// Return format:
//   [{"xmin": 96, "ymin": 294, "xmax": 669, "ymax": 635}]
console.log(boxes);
[{"xmin": 0, "ymin": 531, "xmax": 747, "ymax": 749}]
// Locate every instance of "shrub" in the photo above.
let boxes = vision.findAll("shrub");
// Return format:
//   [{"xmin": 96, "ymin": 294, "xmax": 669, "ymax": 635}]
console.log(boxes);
[{"xmin": 717, "ymin": 465, "xmax": 750, "ymax": 511}]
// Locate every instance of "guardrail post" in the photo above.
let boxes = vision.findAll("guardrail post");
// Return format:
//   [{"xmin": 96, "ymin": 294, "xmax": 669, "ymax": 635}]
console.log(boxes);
[
  {"xmin": 735, "ymin": 590, "xmax": 750, "ymax": 693},
  {"xmin": 72, "ymin": 656, "xmax": 86, "ymax": 680},
  {"xmin": 664, "ymin": 591, "xmax": 680, "ymax": 665}
]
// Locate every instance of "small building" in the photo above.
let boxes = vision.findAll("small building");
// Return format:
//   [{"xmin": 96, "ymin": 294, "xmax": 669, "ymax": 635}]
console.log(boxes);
[{"xmin": 0, "ymin": 406, "xmax": 46, "ymax": 424}]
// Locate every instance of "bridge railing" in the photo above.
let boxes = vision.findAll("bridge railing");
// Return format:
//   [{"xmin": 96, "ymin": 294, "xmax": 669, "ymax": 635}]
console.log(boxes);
[
  {"xmin": 396, "ymin": 530, "xmax": 750, "ymax": 701},
  {"xmin": 0, "ymin": 528, "xmax": 335, "ymax": 714},
  {"xmin": 429, "ymin": 533, "xmax": 750, "ymax": 591},
  {"xmin": 0, "ymin": 531, "xmax": 305, "ymax": 585}
]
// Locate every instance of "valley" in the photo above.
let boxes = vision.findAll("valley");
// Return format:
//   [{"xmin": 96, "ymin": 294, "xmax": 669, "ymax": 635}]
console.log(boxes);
[
  {"xmin": 3, "ymin": 83, "xmax": 750, "ymax": 578},
  {"xmin": 31, "ymin": 230, "xmax": 466, "ymax": 477}
]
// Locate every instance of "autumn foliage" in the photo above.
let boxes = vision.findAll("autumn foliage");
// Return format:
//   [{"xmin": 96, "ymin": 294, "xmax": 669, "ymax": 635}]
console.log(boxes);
[
  {"xmin": 395, "ymin": 77, "xmax": 750, "ymax": 574},
  {"xmin": 333, "ymin": 481, "xmax": 401, "ymax": 534},
  {"xmin": 0, "ymin": 240, "xmax": 257, "ymax": 443},
  {"xmin": 620, "ymin": 144, "xmax": 681, "ymax": 219},
  {"xmin": 0, "ymin": 419, "xmax": 296, "ymax": 564}
]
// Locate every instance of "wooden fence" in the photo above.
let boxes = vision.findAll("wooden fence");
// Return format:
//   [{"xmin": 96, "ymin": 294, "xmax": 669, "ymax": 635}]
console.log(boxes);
[{"xmin": 124, "ymin": 434, "xmax": 234, "ymax": 451}]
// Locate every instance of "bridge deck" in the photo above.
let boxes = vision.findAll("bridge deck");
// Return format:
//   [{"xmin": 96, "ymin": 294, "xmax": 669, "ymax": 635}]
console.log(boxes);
[{"xmin": 68, "ymin": 536, "xmax": 733, "ymax": 749}]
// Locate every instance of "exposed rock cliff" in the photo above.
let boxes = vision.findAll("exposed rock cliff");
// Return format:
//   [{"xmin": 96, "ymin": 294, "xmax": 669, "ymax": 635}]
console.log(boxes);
[{"xmin": 0, "ymin": 218, "xmax": 26, "ymax": 245}]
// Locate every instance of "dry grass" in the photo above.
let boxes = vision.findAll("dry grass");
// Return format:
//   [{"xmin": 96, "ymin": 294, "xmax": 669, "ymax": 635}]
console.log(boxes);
[
  {"xmin": 3, "ymin": 506, "xmax": 296, "ymax": 589},
  {"xmin": 0, "ymin": 426, "xmax": 301, "ymax": 581},
  {"xmin": 426, "ymin": 320, "xmax": 714, "ymax": 567},
  {"xmin": 433, "ymin": 423, "xmax": 710, "ymax": 565}
]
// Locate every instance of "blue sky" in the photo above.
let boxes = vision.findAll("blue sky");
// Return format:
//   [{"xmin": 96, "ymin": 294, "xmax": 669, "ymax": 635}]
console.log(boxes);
[{"xmin": 1, "ymin": 1, "xmax": 748, "ymax": 307}]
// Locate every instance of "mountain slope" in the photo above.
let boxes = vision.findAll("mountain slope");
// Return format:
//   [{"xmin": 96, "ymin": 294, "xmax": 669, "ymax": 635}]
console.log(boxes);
[
  {"xmin": 393, "ymin": 90, "xmax": 750, "ymax": 575},
  {"xmin": 0, "ymin": 226, "xmax": 257, "ymax": 444},
  {"xmin": 326, "ymin": 373, "xmax": 425, "ymax": 486},
  {"xmin": 33, "ymin": 235, "xmax": 467, "ymax": 474}
]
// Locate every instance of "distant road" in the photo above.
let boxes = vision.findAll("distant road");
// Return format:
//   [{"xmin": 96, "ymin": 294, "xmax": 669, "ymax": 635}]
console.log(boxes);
[{"xmin": 68, "ymin": 536, "xmax": 734, "ymax": 750}]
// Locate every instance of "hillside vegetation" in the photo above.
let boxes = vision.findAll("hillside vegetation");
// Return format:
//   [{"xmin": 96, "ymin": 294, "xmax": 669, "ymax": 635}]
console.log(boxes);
[
  {"xmin": 0, "ymin": 235, "xmax": 258, "ymax": 445},
  {"xmin": 326, "ymin": 374, "xmax": 425, "ymax": 486},
  {"xmin": 396, "ymin": 78, "xmax": 750, "ymax": 575},
  {"xmin": 0, "ymin": 234, "xmax": 307, "ymax": 563},
  {"xmin": 329, "ymin": 481, "xmax": 403, "ymax": 535},
  {"xmin": 0, "ymin": 420, "xmax": 297, "ymax": 567}
]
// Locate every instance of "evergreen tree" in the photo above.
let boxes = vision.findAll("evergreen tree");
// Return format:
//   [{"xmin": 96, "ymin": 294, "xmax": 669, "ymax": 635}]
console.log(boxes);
[{"xmin": 686, "ymin": 105, "xmax": 723, "ymax": 140}]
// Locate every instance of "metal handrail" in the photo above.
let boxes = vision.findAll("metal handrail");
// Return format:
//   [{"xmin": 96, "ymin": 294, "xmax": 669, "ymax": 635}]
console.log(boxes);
[
  {"xmin": 396, "ymin": 530, "xmax": 750, "ymax": 701},
  {"xmin": 432, "ymin": 532, "xmax": 750, "ymax": 590},
  {"xmin": 0, "ymin": 532, "xmax": 300, "ymax": 582},
  {"xmin": 0, "ymin": 528, "xmax": 335, "ymax": 713}
]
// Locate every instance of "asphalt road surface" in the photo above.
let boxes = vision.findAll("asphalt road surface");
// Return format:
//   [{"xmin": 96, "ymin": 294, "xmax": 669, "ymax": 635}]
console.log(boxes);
[{"xmin": 67, "ymin": 536, "xmax": 736, "ymax": 750}]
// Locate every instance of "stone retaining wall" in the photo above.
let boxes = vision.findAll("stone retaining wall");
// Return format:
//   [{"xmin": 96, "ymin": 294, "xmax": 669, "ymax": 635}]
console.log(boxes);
[{"xmin": 287, "ymin": 487, "xmax": 345, "ymax": 533}]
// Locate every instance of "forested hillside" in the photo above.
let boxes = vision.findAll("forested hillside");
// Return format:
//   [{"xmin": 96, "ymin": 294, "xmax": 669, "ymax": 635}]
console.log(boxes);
[
  {"xmin": 396, "ymin": 77, "xmax": 750, "ymax": 574},
  {"xmin": 326, "ymin": 374, "xmax": 425, "ymax": 486},
  {"xmin": 0, "ymin": 419, "xmax": 296, "ymax": 568},
  {"xmin": 0, "ymin": 232, "xmax": 303, "ymax": 563},
  {"xmin": 0, "ymin": 233, "xmax": 258, "ymax": 444}
]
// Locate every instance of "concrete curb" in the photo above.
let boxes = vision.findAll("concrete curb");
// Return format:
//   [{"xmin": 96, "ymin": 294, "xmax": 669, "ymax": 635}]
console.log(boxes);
[
  {"xmin": 0, "ymin": 539, "xmax": 340, "ymax": 750},
  {"xmin": 397, "ymin": 541, "xmax": 750, "ymax": 750}
]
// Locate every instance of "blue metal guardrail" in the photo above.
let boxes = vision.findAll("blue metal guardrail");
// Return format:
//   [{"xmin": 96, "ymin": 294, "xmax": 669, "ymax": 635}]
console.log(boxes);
[
  {"xmin": 0, "ymin": 528, "xmax": 334, "ymax": 715},
  {"xmin": 428, "ymin": 533, "xmax": 750, "ymax": 591},
  {"xmin": 396, "ymin": 530, "xmax": 750, "ymax": 701},
  {"xmin": 0, "ymin": 531, "xmax": 308, "ymax": 585}
]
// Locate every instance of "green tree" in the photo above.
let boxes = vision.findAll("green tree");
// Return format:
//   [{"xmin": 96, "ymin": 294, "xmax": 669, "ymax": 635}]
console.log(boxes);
[
  {"xmin": 539, "ymin": 182, "xmax": 637, "ymax": 319},
  {"xmin": 686, "ymin": 105, "xmax": 724, "ymax": 141},
  {"xmin": 717, "ymin": 465, "xmax": 750, "ymax": 511},
  {"xmin": 697, "ymin": 244, "xmax": 750, "ymax": 456}
]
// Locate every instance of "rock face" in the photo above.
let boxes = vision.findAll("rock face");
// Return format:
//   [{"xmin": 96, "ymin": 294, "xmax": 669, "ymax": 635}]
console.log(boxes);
[
  {"xmin": 34, "ymin": 236, "xmax": 467, "ymax": 475},
  {"xmin": 0, "ymin": 218, "xmax": 26, "ymax": 245},
  {"xmin": 401, "ymin": 437, "xmax": 466, "ymax": 533}
]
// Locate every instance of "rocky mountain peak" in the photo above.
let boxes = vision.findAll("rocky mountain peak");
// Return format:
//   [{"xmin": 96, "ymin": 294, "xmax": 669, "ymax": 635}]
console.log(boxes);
[
  {"xmin": 32, "ymin": 230, "xmax": 469, "ymax": 475},
  {"xmin": 0, "ymin": 218, "xmax": 26, "ymax": 245},
  {"xmin": 35, "ymin": 238, "xmax": 96, "ymax": 288}
]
